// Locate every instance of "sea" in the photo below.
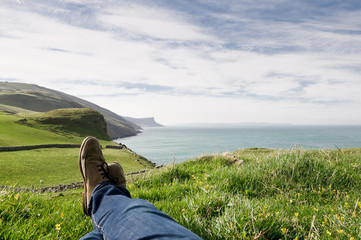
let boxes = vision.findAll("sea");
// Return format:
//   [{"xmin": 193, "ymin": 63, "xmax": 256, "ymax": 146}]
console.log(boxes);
[{"xmin": 114, "ymin": 124, "xmax": 361, "ymax": 165}]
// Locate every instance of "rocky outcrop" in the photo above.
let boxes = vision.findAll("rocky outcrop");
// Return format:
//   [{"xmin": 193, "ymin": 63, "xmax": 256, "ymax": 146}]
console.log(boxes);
[{"xmin": 220, "ymin": 152, "xmax": 245, "ymax": 165}]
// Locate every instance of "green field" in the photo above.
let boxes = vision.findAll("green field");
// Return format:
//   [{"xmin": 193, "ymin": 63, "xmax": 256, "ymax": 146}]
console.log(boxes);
[
  {"xmin": 20, "ymin": 108, "xmax": 111, "ymax": 141},
  {"xmin": 1, "ymin": 148, "xmax": 361, "ymax": 239},
  {"xmin": 0, "ymin": 111, "xmax": 84, "ymax": 147},
  {"xmin": 1, "ymin": 110, "xmax": 361, "ymax": 239},
  {"xmin": 0, "ymin": 110, "xmax": 154, "ymax": 188},
  {"xmin": 0, "ymin": 109, "xmax": 155, "ymax": 238},
  {"xmin": 0, "ymin": 148, "xmax": 153, "ymax": 188}
]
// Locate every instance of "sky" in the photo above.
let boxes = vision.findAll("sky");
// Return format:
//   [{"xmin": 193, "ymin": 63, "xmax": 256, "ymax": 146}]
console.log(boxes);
[{"xmin": 1, "ymin": 0, "xmax": 361, "ymax": 125}]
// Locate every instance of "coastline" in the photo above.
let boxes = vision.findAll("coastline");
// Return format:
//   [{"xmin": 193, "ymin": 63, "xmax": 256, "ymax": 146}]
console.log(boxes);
[{"xmin": 114, "ymin": 125, "xmax": 361, "ymax": 165}]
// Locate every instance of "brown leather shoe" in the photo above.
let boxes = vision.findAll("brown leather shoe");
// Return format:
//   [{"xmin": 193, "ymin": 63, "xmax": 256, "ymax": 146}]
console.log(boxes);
[
  {"xmin": 79, "ymin": 136, "xmax": 111, "ymax": 215},
  {"xmin": 108, "ymin": 162, "xmax": 126, "ymax": 188}
]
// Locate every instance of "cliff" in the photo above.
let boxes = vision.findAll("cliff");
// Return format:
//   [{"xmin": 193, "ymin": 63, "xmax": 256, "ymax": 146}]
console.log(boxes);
[{"xmin": 123, "ymin": 116, "xmax": 163, "ymax": 127}]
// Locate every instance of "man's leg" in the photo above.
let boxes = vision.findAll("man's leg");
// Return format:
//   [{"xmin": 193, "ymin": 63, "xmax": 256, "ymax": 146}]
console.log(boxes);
[
  {"xmin": 79, "ymin": 136, "xmax": 202, "ymax": 239},
  {"xmin": 88, "ymin": 182, "xmax": 202, "ymax": 240}
]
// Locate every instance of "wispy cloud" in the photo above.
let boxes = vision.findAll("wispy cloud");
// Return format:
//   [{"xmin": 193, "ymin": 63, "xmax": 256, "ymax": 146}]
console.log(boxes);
[
  {"xmin": 99, "ymin": 4, "xmax": 214, "ymax": 42},
  {"xmin": 0, "ymin": 0, "xmax": 360, "ymax": 124}
]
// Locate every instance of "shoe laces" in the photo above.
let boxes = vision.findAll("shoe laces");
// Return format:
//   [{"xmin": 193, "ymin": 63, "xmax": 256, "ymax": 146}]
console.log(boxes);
[{"xmin": 97, "ymin": 162, "xmax": 119, "ymax": 184}]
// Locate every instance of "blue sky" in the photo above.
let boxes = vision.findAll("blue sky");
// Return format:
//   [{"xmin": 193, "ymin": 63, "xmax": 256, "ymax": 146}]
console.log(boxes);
[{"xmin": 1, "ymin": 0, "xmax": 361, "ymax": 125}]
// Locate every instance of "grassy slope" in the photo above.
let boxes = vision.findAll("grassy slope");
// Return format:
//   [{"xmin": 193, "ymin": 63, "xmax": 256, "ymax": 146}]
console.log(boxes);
[
  {"xmin": 21, "ymin": 108, "xmax": 110, "ymax": 141},
  {"xmin": 0, "ymin": 148, "xmax": 152, "ymax": 188},
  {"xmin": 0, "ymin": 103, "xmax": 37, "ymax": 114},
  {"xmin": 1, "ymin": 148, "xmax": 361, "ymax": 239},
  {"xmin": 0, "ymin": 91, "xmax": 83, "ymax": 112},
  {"xmin": 0, "ymin": 190, "xmax": 90, "ymax": 239},
  {"xmin": 0, "ymin": 111, "xmax": 83, "ymax": 147},
  {"xmin": 0, "ymin": 84, "xmax": 140, "ymax": 138},
  {"xmin": 0, "ymin": 108, "xmax": 154, "ymax": 238},
  {"xmin": 0, "ymin": 110, "xmax": 154, "ymax": 187}
]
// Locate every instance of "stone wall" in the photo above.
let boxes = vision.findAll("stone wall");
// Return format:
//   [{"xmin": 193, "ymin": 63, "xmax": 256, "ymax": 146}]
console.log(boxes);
[
  {"xmin": 0, "ymin": 144, "xmax": 81, "ymax": 152},
  {"xmin": 0, "ymin": 144, "xmax": 129, "ymax": 152},
  {"xmin": 105, "ymin": 145, "xmax": 124, "ymax": 149}
]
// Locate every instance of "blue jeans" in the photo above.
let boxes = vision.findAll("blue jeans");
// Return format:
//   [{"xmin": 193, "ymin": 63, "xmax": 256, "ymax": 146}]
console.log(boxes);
[{"xmin": 80, "ymin": 182, "xmax": 202, "ymax": 240}]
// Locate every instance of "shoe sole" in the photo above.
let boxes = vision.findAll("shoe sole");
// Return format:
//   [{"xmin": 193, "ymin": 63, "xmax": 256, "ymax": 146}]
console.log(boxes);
[{"xmin": 79, "ymin": 136, "xmax": 93, "ymax": 215}]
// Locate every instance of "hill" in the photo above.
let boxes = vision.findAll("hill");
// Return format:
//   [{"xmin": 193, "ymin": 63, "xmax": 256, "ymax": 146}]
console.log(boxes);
[
  {"xmin": 0, "ymin": 82, "xmax": 140, "ymax": 139},
  {"xmin": 0, "ymin": 111, "xmax": 84, "ymax": 147},
  {"xmin": 0, "ymin": 108, "xmax": 155, "ymax": 187},
  {"xmin": 0, "ymin": 95, "xmax": 157, "ymax": 238},
  {"xmin": 19, "ymin": 108, "xmax": 110, "ymax": 140}
]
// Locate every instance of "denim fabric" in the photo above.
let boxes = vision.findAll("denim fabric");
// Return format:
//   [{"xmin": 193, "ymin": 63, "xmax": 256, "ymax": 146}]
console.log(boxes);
[{"xmin": 80, "ymin": 182, "xmax": 202, "ymax": 240}]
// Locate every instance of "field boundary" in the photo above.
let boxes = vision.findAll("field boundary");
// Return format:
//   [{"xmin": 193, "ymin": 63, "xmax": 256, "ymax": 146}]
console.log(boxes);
[
  {"xmin": 0, "ymin": 144, "xmax": 125, "ymax": 152},
  {"xmin": 0, "ymin": 169, "xmax": 152, "ymax": 193},
  {"xmin": 0, "ymin": 144, "xmax": 81, "ymax": 152}
]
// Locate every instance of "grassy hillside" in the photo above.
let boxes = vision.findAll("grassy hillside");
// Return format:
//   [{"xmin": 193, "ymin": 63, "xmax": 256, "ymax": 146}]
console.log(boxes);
[
  {"xmin": 0, "ymin": 110, "xmax": 154, "ymax": 188},
  {"xmin": 0, "ymin": 82, "xmax": 141, "ymax": 138},
  {"xmin": 0, "ymin": 108, "xmax": 153, "ymax": 188},
  {"xmin": 0, "ymin": 103, "xmax": 37, "ymax": 114},
  {"xmin": 0, "ymin": 106, "xmax": 155, "ymax": 238},
  {"xmin": 1, "ymin": 148, "xmax": 361, "ymax": 239},
  {"xmin": 19, "ymin": 108, "xmax": 110, "ymax": 141},
  {"xmin": 0, "ymin": 109, "xmax": 112, "ymax": 146},
  {"xmin": 0, "ymin": 91, "xmax": 83, "ymax": 112},
  {"xmin": 0, "ymin": 111, "xmax": 84, "ymax": 147}
]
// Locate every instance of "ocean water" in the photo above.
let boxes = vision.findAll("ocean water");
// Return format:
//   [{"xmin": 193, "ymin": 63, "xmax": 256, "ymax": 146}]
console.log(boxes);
[{"xmin": 114, "ymin": 125, "xmax": 361, "ymax": 165}]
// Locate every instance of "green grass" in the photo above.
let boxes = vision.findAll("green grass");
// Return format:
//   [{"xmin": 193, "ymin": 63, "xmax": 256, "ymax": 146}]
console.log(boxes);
[
  {"xmin": 0, "ymin": 108, "xmax": 154, "ymax": 238},
  {"xmin": 0, "ymin": 110, "xmax": 126, "ymax": 148},
  {"xmin": 0, "ymin": 148, "xmax": 153, "ymax": 188},
  {"xmin": 0, "ymin": 109, "xmax": 153, "ymax": 188},
  {"xmin": 0, "ymin": 189, "xmax": 90, "ymax": 239},
  {"xmin": 0, "ymin": 103, "xmax": 37, "ymax": 115},
  {"xmin": 0, "ymin": 85, "xmax": 139, "ymax": 139},
  {"xmin": 0, "ymin": 91, "xmax": 82, "ymax": 112},
  {"xmin": 19, "ymin": 108, "xmax": 110, "ymax": 141},
  {"xmin": 2, "ymin": 148, "xmax": 361, "ymax": 239},
  {"xmin": 0, "ymin": 111, "xmax": 84, "ymax": 147}
]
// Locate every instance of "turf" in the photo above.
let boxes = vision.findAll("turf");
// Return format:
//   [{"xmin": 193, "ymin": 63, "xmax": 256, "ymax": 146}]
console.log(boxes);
[
  {"xmin": 0, "ymin": 111, "xmax": 83, "ymax": 147},
  {"xmin": 0, "ymin": 110, "xmax": 154, "ymax": 188},
  {"xmin": 0, "ymin": 148, "xmax": 153, "ymax": 188},
  {"xmin": 130, "ymin": 148, "xmax": 361, "ymax": 239},
  {"xmin": 20, "ymin": 108, "xmax": 110, "ymax": 140},
  {"xmin": 2, "ymin": 108, "xmax": 361, "ymax": 239},
  {"xmin": 2, "ymin": 149, "xmax": 361, "ymax": 239}
]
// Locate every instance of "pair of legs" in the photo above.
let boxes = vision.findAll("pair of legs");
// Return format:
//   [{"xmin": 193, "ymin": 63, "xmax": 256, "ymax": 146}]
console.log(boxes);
[{"xmin": 79, "ymin": 137, "xmax": 201, "ymax": 240}]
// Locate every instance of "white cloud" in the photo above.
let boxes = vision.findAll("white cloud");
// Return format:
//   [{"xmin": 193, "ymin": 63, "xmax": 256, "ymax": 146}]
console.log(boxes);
[
  {"xmin": 98, "ymin": 4, "xmax": 213, "ymax": 42},
  {"xmin": 0, "ymin": 1, "xmax": 360, "ymax": 125}
]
